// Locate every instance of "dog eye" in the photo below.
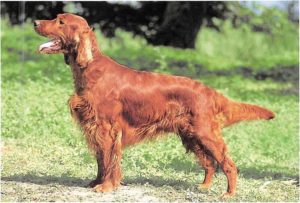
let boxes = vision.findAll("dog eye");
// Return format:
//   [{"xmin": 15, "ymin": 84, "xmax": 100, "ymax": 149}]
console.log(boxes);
[{"xmin": 59, "ymin": 19, "xmax": 65, "ymax": 25}]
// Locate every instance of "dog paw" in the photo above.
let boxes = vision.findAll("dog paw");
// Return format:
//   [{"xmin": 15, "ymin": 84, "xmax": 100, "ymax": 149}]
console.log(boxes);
[
  {"xmin": 197, "ymin": 183, "xmax": 211, "ymax": 190},
  {"xmin": 220, "ymin": 192, "xmax": 235, "ymax": 199},
  {"xmin": 93, "ymin": 182, "xmax": 114, "ymax": 193},
  {"xmin": 87, "ymin": 179, "xmax": 102, "ymax": 188}
]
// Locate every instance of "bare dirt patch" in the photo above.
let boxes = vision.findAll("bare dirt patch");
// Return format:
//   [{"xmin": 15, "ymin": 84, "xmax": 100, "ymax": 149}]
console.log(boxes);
[
  {"xmin": 1, "ymin": 174, "xmax": 220, "ymax": 202},
  {"xmin": 1, "ymin": 180, "xmax": 172, "ymax": 202}
]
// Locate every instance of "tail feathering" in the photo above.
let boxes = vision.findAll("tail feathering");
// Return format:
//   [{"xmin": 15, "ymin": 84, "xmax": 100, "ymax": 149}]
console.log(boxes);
[{"xmin": 224, "ymin": 101, "xmax": 275, "ymax": 126}]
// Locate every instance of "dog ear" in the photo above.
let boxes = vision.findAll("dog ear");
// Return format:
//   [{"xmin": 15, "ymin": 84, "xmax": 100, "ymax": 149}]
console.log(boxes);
[{"xmin": 76, "ymin": 28, "xmax": 93, "ymax": 68}]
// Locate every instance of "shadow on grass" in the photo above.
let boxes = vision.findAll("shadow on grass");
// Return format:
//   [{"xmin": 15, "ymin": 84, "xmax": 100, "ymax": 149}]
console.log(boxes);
[
  {"xmin": 124, "ymin": 176, "xmax": 193, "ymax": 189},
  {"xmin": 1, "ymin": 173, "xmax": 195, "ymax": 191},
  {"xmin": 163, "ymin": 156, "xmax": 299, "ymax": 182},
  {"xmin": 239, "ymin": 166, "xmax": 299, "ymax": 182},
  {"xmin": 2, "ymin": 165, "xmax": 298, "ymax": 190},
  {"xmin": 1, "ymin": 174, "xmax": 90, "ymax": 187}
]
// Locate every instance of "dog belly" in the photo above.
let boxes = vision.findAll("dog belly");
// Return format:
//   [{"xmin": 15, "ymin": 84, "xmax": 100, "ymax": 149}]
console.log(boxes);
[{"xmin": 119, "ymin": 97, "xmax": 191, "ymax": 146}]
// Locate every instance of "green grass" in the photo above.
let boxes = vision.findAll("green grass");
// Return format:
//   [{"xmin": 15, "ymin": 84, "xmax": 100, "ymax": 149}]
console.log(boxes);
[{"xmin": 1, "ymin": 19, "xmax": 299, "ymax": 201}]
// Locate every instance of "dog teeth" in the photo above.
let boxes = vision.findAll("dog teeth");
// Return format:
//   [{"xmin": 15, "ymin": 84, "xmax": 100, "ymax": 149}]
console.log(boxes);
[{"xmin": 39, "ymin": 41, "xmax": 56, "ymax": 52}]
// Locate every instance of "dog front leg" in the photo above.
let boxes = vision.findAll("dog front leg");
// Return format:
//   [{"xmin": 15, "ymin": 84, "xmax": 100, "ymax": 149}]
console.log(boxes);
[
  {"xmin": 88, "ymin": 151, "xmax": 104, "ymax": 188},
  {"xmin": 91, "ymin": 126, "xmax": 123, "ymax": 192}
]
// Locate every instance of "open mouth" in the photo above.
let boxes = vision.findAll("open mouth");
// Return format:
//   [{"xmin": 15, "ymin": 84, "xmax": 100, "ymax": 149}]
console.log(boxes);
[{"xmin": 38, "ymin": 38, "xmax": 62, "ymax": 54}]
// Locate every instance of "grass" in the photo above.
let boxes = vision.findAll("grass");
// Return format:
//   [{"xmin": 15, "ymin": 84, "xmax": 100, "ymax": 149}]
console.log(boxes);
[{"xmin": 1, "ymin": 18, "xmax": 299, "ymax": 201}]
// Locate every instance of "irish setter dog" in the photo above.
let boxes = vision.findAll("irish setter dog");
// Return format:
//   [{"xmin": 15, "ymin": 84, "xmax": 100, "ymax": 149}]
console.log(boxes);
[{"xmin": 34, "ymin": 13, "xmax": 275, "ymax": 197}]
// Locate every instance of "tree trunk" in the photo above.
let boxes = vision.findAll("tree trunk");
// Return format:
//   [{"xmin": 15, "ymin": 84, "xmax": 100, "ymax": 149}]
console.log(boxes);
[{"xmin": 148, "ymin": 2, "xmax": 207, "ymax": 49}]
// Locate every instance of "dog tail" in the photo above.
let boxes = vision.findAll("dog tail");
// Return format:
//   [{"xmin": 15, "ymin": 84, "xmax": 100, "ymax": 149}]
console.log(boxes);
[{"xmin": 218, "ymin": 97, "xmax": 275, "ymax": 127}]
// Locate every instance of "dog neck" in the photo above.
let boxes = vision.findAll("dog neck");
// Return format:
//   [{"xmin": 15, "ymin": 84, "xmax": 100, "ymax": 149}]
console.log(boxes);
[{"xmin": 66, "ymin": 53, "xmax": 86, "ymax": 93}]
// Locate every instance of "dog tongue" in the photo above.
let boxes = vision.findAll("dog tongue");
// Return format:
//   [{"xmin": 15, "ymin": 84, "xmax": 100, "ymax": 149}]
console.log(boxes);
[{"xmin": 39, "ymin": 39, "xmax": 62, "ymax": 53}]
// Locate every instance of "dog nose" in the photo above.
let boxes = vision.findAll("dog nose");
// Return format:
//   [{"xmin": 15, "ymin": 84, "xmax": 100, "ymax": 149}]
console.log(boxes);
[{"xmin": 34, "ymin": 20, "xmax": 40, "ymax": 27}]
